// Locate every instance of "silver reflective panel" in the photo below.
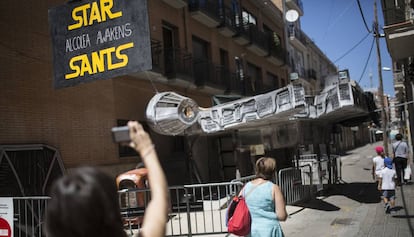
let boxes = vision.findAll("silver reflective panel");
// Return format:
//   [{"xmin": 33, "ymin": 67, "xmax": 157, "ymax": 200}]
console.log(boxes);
[
  {"xmin": 146, "ymin": 92, "xmax": 199, "ymax": 135},
  {"xmin": 145, "ymin": 82, "xmax": 372, "ymax": 136}
]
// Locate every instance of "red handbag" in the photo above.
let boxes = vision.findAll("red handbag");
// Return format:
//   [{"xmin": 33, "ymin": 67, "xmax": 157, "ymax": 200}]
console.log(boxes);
[
  {"xmin": 227, "ymin": 196, "xmax": 251, "ymax": 236},
  {"xmin": 227, "ymin": 184, "xmax": 259, "ymax": 236}
]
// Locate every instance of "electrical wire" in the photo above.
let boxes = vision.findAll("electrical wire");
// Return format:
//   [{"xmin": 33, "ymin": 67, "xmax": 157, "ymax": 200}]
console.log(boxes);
[
  {"xmin": 356, "ymin": 0, "xmax": 373, "ymax": 33},
  {"xmin": 322, "ymin": 0, "xmax": 355, "ymax": 42},
  {"xmin": 333, "ymin": 32, "xmax": 371, "ymax": 63},
  {"xmin": 374, "ymin": 100, "xmax": 414, "ymax": 112},
  {"xmin": 358, "ymin": 36, "xmax": 375, "ymax": 83}
]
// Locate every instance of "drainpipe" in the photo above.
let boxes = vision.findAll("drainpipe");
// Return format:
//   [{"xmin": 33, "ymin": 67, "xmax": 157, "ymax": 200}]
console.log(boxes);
[
  {"xmin": 282, "ymin": 0, "xmax": 290, "ymax": 78},
  {"xmin": 182, "ymin": 8, "xmax": 188, "ymax": 50}
]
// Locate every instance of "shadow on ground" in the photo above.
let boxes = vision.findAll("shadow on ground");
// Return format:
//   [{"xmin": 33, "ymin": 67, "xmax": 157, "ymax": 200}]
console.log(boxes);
[
  {"xmin": 293, "ymin": 198, "xmax": 340, "ymax": 211},
  {"xmin": 324, "ymin": 182, "xmax": 382, "ymax": 204},
  {"xmin": 293, "ymin": 182, "xmax": 381, "ymax": 211}
]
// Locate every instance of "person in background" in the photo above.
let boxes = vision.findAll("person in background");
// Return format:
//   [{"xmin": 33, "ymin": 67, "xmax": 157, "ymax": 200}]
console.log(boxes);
[
  {"xmin": 392, "ymin": 133, "xmax": 409, "ymax": 185},
  {"xmin": 372, "ymin": 146, "xmax": 385, "ymax": 183},
  {"xmin": 241, "ymin": 157, "xmax": 287, "ymax": 237},
  {"xmin": 378, "ymin": 157, "xmax": 397, "ymax": 214},
  {"xmin": 45, "ymin": 121, "xmax": 168, "ymax": 237}
]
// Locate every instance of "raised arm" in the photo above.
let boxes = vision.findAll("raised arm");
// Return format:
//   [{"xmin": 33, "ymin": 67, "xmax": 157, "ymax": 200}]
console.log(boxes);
[
  {"xmin": 273, "ymin": 184, "xmax": 287, "ymax": 221},
  {"xmin": 128, "ymin": 121, "xmax": 169, "ymax": 237}
]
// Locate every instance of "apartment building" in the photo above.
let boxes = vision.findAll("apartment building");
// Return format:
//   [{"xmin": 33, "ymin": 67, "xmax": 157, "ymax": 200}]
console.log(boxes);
[
  {"xmin": 1, "ymin": 0, "xmax": 364, "ymax": 195},
  {"xmin": 381, "ymin": 0, "xmax": 414, "ymax": 148}
]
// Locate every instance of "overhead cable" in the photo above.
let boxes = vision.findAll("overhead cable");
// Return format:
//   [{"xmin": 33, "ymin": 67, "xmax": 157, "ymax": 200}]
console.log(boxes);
[
  {"xmin": 374, "ymin": 100, "xmax": 414, "ymax": 112},
  {"xmin": 333, "ymin": 32, "xmax": 371, "ymax": 63},
  {"xmin": 358, "ymin": 36, "xmax": 375, "ymax": 83},
  {"xmin": 356, "ymin": 0, "xmax": 373, "ymax": 33}
]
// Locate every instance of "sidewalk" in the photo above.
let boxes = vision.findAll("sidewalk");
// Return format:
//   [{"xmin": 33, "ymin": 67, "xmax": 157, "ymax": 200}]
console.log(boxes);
[{"xmin": 279, "ymin": 142, "xmax": 414, "ymax": 237}]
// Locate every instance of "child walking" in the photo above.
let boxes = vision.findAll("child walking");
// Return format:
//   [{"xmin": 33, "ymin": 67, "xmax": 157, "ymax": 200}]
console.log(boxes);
[{"xmin": 378, "ymin": 157, "xmax": 397, "ymax": 214}]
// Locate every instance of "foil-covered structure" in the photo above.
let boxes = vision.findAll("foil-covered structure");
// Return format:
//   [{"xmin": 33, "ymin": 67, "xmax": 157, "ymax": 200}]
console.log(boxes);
[
  {"xmin": 146, "ymin": 92, "xmax": 199, "ymax": 136},
  {"xmin": 145, "ymin": 81, "xmax": 374, "ymax": 136}
]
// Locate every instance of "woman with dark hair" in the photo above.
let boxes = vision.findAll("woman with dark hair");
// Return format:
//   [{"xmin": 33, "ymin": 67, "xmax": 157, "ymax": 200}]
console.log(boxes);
[
  {"xmin": 240, "ymin": 157, "xmax": 287, "ymax": 237},
  {"xmin": 46, "ymin": 167, "xmax": 128, "ymax": 237},
  {"xmin": 392, "ymin": 133, "xmax": 409, "ymax": 185},
  {"xmin": 46, "ymin": 121, "xmax": 168, "ymax": 237}
]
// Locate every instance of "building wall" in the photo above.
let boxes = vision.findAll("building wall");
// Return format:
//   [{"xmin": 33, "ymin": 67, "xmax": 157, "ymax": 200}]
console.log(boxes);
[{"xmin": 0, "ymin": 0, "xmax": 362, "ymax": 185}]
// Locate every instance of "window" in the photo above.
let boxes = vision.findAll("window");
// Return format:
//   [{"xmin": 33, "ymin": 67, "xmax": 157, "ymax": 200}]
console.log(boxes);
[
  {"xmin": 192, "ymin": 36, "xmax": 211, "ymax": 86},
  {"xmin": 162, "ymin": 22, "xmax": 179, "ymax": 77},
  {"xmin": 246, "ymin": 62, "xmax": 262, "ymax": 94},
  {"xmin": 242, "ymin": 9, "xmax": 256, "ymax": 25}
]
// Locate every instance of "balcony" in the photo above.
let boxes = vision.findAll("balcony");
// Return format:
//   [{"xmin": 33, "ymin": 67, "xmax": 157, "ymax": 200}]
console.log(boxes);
[
  {"xmin": 217, "ymin": 6, "xmax": 237, "ymax": 37},
  {"xmin": 233, "ymin": 24, "xmax": 251, "ymax": 45},
  {"xmin": 286, "ymin": 0, "xmax": 304, "ymax": 16},
  {"xmin": 246, "ymin": 25, "xmax": 270, "ymax": 56},
  {"xmin": 137, "ymin": 39, "xmax": 242, "ymax": 94},
  {"xmin": 164, "ymin": 48, "xmax": 193, "ymax": 82},
  {"xmin": 288, "ymin": 27, "xmax": 307, "ymax": 51},
  {"xmin": 161, "ymin": 0, "xmax": 187, "ymax": 9},
  {"xmin": 192, "ymin": 59, "xmax": 237, "ymax": 91},
  {"xmin": 188, "ymin": 0, "xmax": 221, "ymax": 28},
  {"xmin": 140, "ymin": 41, "xmax": 193, "ymax": 83},
  {"xmin": 133, "ymin": 39, "xmax": 163, "ymax": 80},
  {"xmin": 267, "ymin": 41, "xmax": 286, "ymax": 66},
  {"xmin": 381, "ymin": 0, "xmax": 414, "ymax": 60}
]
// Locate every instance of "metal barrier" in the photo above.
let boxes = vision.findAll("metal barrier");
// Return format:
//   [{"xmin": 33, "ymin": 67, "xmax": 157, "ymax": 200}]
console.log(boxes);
[
  {"xmin": 230, "ymin": 172, "xmax": 279, "ymax": 186},
  {"xmin": 120, "ymin": 182, "xmax": 244, "ymax": 237},
  {"xmin": 295, "ymin": 154, "xmax": 342, "ymax": 191},
  {"xmin": 278, "ymin": 165, "xmax": 313, "ymax": 205},
  {"xmin": 8, "ymin": 168, "xmax": 318, "ymax": 237},
  {"xmin": 329, "ymin": 155, "xmax": 342, "ymax": 183},
  {"xmin": 12, "ymin": 196, "xmax": 50, "ymax": 237}
]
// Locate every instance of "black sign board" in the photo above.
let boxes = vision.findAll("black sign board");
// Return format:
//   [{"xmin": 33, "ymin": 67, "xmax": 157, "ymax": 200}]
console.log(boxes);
[{"xmin": 48, "ymin": 0, "xmax": 151, "ymax": 88}]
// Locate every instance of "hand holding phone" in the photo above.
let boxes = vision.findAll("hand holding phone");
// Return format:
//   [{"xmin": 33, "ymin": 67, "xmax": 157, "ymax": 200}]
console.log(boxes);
[{"xmin": 111, "ymin": 126, "xmax": 131, "ymax": 143}]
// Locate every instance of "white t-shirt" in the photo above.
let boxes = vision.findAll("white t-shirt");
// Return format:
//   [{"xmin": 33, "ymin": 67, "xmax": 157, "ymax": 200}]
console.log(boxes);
[
  {"xmin": 372, "ymin": 156, "xmax": 384, "ymax": 176},
  {"xmin": 379, "ymin": 167, "xmax": 396, "ymax": 190}
]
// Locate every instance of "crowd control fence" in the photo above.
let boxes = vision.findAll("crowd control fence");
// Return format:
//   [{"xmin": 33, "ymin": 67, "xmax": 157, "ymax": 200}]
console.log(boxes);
[
  {"xmin": 120, "ymin": 182, "xmax": 244, "ymax": 236},
  {"xmin": 8, "ymin": 159, "xmax": 333, "ymax": 237},
  {"xmin": 9, "ymin": 196, "xmax": 50, "ymax": 237}
]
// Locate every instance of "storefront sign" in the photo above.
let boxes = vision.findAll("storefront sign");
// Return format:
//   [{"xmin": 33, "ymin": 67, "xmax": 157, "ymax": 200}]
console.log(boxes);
[
  {"xmin": 0, "ymin": 198, "xmax": 13, "ymax": 237},
  {"xmin": 49, "ymin": 0, "xmax": 151, "ymax": 88}
]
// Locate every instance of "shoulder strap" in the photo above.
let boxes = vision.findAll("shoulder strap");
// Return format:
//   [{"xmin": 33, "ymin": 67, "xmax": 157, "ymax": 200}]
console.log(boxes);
[
  {"xmin": 394, "ymin": 141, "xmax": 402, "ymax": 154},
  {"xmin": 243, "ymin": 181, "xmax": 261, "ymax": 198}
]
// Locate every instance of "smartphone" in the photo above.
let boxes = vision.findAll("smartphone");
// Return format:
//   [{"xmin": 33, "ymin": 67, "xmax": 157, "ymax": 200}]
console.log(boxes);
[{"xmin": 111, "ymin": 126, "xmax": 131, "ymax": 143}]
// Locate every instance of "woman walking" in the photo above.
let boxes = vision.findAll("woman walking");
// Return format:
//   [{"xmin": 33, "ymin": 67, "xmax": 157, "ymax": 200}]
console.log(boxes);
[{"xmin": 242, "ymin": 157, "xmax": 287, "ymax": 237}]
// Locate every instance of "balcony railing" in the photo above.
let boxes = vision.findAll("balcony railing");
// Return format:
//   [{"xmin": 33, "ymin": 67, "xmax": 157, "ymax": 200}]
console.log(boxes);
[
  {"xmin": 218, "ymin": 5, "xmax": 237, "ymax": 37},
  {"xmin": 150, "ymin": 39, "xmax": 243, "ymax": 93},
  {"xmin": 382, "ymin": 0, "xmax": 413, "ymax": 26},
  {"xmin": 192, "ymin": 59, "xmax": 235, "ymax": 89},
  {"xmin": 163, "ymin": 48, "xmax": 193, "ymax": 80},
  {"xmin": 289, "ymin": 27, "xmax": 307, "ymax": 47},
  {"xmin": 268, "ymin": 38, "xmax": 286, "ymax": 66},
  {"xmin": 188, "ymin": 0, "xmax": 221, "ymax": 27},
  {"xmin": 150, "ymin": 39, "xmax": 163, "ymax": 74},
  {"xmin": 234, "ymin": 23, "xmax": 252, "ymax": 45},
  {"xmin": 149, "ymin": 41, "xmax": 193, "ymax": 81},
  {"xmin": 247, "ymin": 25, "xmax": 270, "ymax": 56}
]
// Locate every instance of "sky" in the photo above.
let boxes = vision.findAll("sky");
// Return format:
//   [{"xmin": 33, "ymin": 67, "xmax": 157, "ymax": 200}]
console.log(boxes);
[{"xmin": 300, "ymin": 0, "xmax": 394, "ymax": 96}]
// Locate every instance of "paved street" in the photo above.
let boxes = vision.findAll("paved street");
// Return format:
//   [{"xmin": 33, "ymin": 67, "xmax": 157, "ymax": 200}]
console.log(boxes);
[
  {"xmin": 279, "ymin": 141, "xmax": 414, "ymax": 237},
  {"xmin": 128, "ymin": 141, "xmax": 413, "ymax": 237}
]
